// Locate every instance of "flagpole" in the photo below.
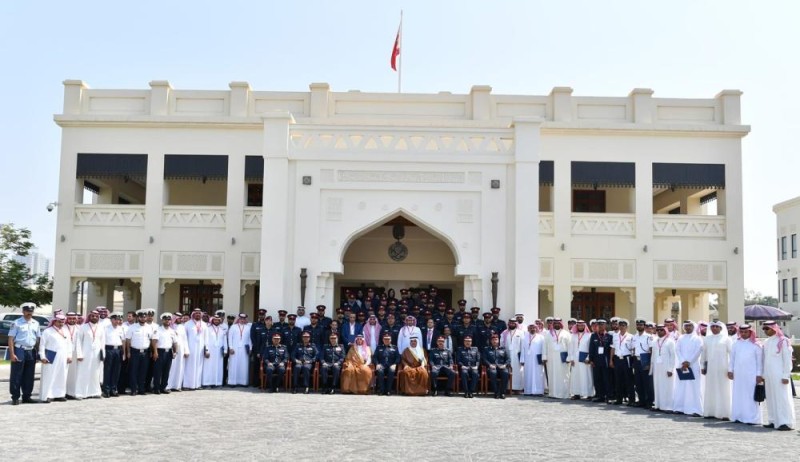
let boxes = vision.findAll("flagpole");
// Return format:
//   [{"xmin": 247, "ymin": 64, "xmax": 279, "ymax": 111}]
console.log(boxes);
[{"xmin": 398, "ymin": 10, "xmax": 403, "ymax": 93}]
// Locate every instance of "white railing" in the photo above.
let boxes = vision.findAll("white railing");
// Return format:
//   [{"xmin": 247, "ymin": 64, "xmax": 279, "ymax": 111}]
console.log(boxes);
[
  {"xmin": 652, "ymin": 214, "xmax": 726, "ymax": 239},
  {"xmin": 538, "ymin": 212, "xmax": 554, "ymax": 235},
  {"xmin": 243, "ymin": 208, "xmax": 262, "ymax": 229},
  {"xmin": 162, "ymin": 206, "xmax": 226, "ymax": 228},
  {"xmin": 74, "ymin": 205, "xmax": 145, "ymax": 227},
  {"xmin": 571, "ymin": 213, "xmax": 636, "ymax": 237}
]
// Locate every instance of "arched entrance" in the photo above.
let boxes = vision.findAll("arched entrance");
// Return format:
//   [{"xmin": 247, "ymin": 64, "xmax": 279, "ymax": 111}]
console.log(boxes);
[{"xmin": 336, "ymin": 215, "xmax": 461, "ymax": 308}]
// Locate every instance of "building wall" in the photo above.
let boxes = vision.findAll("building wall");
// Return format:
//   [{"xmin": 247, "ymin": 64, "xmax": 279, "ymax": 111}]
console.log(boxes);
[{"xmin": 774, "ymin": 196, "xmax": 800, "ymax": 337}]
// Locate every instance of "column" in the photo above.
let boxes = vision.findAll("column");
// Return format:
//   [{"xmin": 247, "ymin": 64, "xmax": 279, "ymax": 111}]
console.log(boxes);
[
  {"xmin": 552, "ymin": 156, "xmax": 572, "ymax": 320},
  {"xmin": 224, "ymin": 153, "xmax": 246, "ymax": 313},
  {"xmin": 512, "ymin": 117, "xmax": 541, "ymax": 323},
  {"xmin": 140, "ymin": 152, "xmax": 165, "ymax": 310},
  {"xmin": 258, "ymin": 113, "xmax": 294, "ymax": 309},
  {"xmin": 725, "ymin": 144, "xmax": 745, "ymax": 322},
  {"xmin": 634, "ymin": 160, "xmax": 654, "ymax": 322}
]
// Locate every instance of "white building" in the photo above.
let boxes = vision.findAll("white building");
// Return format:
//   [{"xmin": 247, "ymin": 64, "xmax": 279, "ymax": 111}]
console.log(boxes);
[
  {"xmin": 12, "ymin": 247, "xmax": 51, "ymax": 279},
  {"xmin": 52, "ymin": 80, "xmax": 748, "ymax": 323},
  {"xmin": 774, "ymin": 196, "xmax": 800, "ymax": 335}
]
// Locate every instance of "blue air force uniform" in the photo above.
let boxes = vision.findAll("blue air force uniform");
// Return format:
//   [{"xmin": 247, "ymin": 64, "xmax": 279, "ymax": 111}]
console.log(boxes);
[
  {"xmin": 372, "ymin": 344, "xmax": 400, "ymax": 395},
  {"xmin": 320, "ymin": 343, "xmax": 345, "ymax": 392},
  {"xmin": 262, "ymin": 343, "xmax": 289, "ymax": 391},
  {"xmin": 482, "ymin": 346, "xmax": 510, "ymax": 398},
  {"xmin": 457, "ymin": 346, "xmax": 481, "ymax": 395},
  {"xmin": 292, "ymin": 342, "xmax": 319, "ymax": 392},
  {"xmin": 429, "ymin": 347, "xmax": 456, "ymax": 394}
]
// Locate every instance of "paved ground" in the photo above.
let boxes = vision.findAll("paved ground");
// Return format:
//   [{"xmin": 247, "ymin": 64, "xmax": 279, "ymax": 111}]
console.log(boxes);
[{"xmin": 1, "ymin": 365, "xmax": 798, "ymax": 461}]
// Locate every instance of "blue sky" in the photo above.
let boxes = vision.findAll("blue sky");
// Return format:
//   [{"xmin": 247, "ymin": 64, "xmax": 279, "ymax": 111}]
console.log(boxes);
[{"xmin": 1, "ymin": 0, "xmax": 797, "ymax": 296}]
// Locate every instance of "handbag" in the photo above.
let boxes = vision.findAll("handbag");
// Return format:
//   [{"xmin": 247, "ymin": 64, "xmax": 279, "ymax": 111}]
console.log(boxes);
[{"xmin": 753, "ymin": 383, "xmax": 766, "ymax": 403}]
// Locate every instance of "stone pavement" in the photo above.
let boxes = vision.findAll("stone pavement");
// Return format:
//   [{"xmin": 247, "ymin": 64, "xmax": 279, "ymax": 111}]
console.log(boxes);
[{"xmin": 1, "ymin": 379, "xmax": 798, "ymax": 462}]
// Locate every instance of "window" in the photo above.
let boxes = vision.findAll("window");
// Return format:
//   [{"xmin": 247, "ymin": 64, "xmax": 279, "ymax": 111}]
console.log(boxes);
[
  {"xmin": 782, "ymin": 279, "xmax": 788, "ymax": 303},
  {"xmin": 781, "ymin": 236, "xmax": 787, "ymax": 260},
  {"xmin": 792, "ymin": 234, "xmax": 797, "ymax": 259},
  {"xmin": 572, "ymin": 190, "xmax": 606, "ymax": 213},
  {"xmin": 793, "ymin": 278, "xmax": 798, "ymax": 302},
  {"xmin": 247, "ymin": 184, "xmax": 263, "ymax": 207}
]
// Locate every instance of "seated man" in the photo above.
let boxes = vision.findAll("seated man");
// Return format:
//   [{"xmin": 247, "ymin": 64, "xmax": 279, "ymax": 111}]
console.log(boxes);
[
  {"xmin": 320, "ymin": 333, "xmax": 345, "ymax": 394},
  {"xmin": 373, "ymin": 332, "xmax": 400, "ymax": 395},
  {"xmin": 457, "ymin": 335, "xmax": 480, "ymax": 398},
  {"xmin": 292, "ymin": 332, "xmax": 319, "ymax": 394},
  {"xmin": 262, "ymin": 333, "xmax": 289, "ymax": 392},
  {"xmin": 483, "ymin": 334, "xmax": 510, "ymax": 399},
  {"xmin": 340, "ymin": 334, "xmax": 373, "ymax": 394},
  {"xmin": 398, "ymin": 336, "xmax": 429, "ymax": 396},
  {"xmin": 429, "ymin": 336, "xmax": 456, "ymax": 396}
]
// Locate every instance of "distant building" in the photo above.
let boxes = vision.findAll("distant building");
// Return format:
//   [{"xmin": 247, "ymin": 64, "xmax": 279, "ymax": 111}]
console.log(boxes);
[
  {"xmin": 51, "ymin": 80, "xmax": 748, "ymax": 323},
  {"xmin": 12, "ymin": 247, "xmax": 51, "ymax": 280},
  {"xmin": 773, "ymin": 196, "xmax": 800, "ymax": 336}
]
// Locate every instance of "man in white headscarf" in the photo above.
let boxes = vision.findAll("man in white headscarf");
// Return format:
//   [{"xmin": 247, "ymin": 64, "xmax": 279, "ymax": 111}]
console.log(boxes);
[
  {"xmin": 183, "ymin": 309, "xmax": 207, "ymax": 390},
  {"xmin": 672, "ymin": 321, "xmax": 704, "ymax": 416},
  {"xmin": 701, "ymin": 321, "xmax": 732, "ymax": 419},
  {"xmin": 294, "ymin": 306, "xmax": 311, "ymax": 330},
  {"xmin": 501, "ymin": 318, "xmax": 525, "ymax": 394},
  {"xmin": 761, "ymin": 321, "xmax": 795, "ymax": 430},
  {"xmin": 202, "ymin": 315, "xmax": 227, "ymax": 388},
  {"xmin": 398, "ymin": 336, "xmax": 428, "ymax": 396},
  {"xmin": 727, "ymin": 324, "xmax": 762, "ymax": 425},
  {"xmin": 362, "ymin": 314, "xmax": 382, "ymax": 353},
  {"xmin": 650, "ymin": 324, "xmax": 676, "ymax": 412},
  {"xmin": 74, "ymin": 310, "xmax": 105, "ymax": 399},
  {"xmin": 226, "ymin": 314, "xmax": 252, "ymax": 387},
  {"xmin": 543, "ymin": 317, "xmax": 571, "ymax": 399},
  {"xmin": 397, "ymin": 316, "xmax": 421, "ymax": 355},
  {"xmin": 521, "ymin": 323, "xmax": 546, "ymax": 396},
  {"xmin": 568, "ymin": 320, "xmax": 593, "ymax": 400},
  {"xmin": 167, "ymin": 312, "xmax": 190, "ymax": 392},
  {"xmin": 39, "ymin": 314, "xmax": 73, "ymax": 402}
]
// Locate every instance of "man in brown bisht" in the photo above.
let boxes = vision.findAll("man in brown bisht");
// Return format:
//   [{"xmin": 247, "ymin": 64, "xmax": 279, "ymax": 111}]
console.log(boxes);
[
  {"xmin": 340, "ymin": 334, "xmax": 373, "ymax": 394},
  {"xmin": 398, "ymin": 336, "xmax": 429, "ymax": 396}
]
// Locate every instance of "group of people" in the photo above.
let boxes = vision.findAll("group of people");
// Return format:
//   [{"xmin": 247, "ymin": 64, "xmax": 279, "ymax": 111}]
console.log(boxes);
[{"xmin": 6, "ymin": 291, "xmax": 798, "ymax": 432}]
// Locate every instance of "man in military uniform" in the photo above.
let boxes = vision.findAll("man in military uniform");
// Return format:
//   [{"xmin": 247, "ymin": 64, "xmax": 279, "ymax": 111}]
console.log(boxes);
[
  {"xmin": 381, "ymin": 313, "xmax": 402, "ymax": 346},
  {"xmin": 588, "ymin": 319, "xmax": 613, "ymax": 403},
  {"xmin": 429, "ymin": 287, "xmax": 445, "ymax": 308},
  {"xmin": 483, "ymin": 334, "xmax": 510, "ymax": 399},
  {"xmin": 304, "ymin": 313, "xmax": 326, "ymax": 350},
  {"xmin": 457, "ymin": 335, "xmax": 481, "ymax": 398},
  {"xmin": 429, "ymin": 336, "xmax": 456, "ymax": 396},
  {"xmin": 282, "ymin": 314, "xmax": 302, "ymax": 354},
  {"xmin": 432, "ymin": 301, "xmax": 447, "ymax": 323},
  {"xmin": 316, "ymin": 305, "xmax": 332, "ymax": 330},
  {"xmin": 292, "ymin": 331, "xmax": 318, "ymax": 394},
  {"xmin": 248, "ymin": 308, "xmax": 268, "ymax": 386},
  {"xmin": 453, "ymin": 299, "xmax": 468, "ymax": 323},
  {"xmin": 453, "ymin": 311, "xmax": 477, "ymax": 347},
  {"xmin": 469, "ymin": 306, "xmax": 481, "ymax": 323},
  {"xmin": 274, "ymin": 310, "xmax": 289, "ymax": 329},
  {"xmin": 319, "ymin": 333, "xmax": 345, "ymax": 394},
  {"xmin": 491, "ymin": 307, "xmax": 507, "ymax": 333},
  {"xmin": 262, "ymin": 333, "xmax": 289, "ymax": 392},
  {"xmin": 373, "ymin": 333, "xmax": 400, "ymax": 395},
  {"xmin": 475, "ymin": 312, "xmax": 498, "ymax": 348},
  {"xmin": 437, "ymin": 308, "xmax": 457, "ymax": 334}
]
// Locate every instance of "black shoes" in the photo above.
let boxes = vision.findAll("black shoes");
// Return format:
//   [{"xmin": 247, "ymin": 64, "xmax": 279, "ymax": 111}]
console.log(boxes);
[
  {"xmin": 304, "ymin": 387, "xmax": 310, "ymax": 394},
  {"xmin": 12, "ymin": 399, "xmax": 19, "ymax": 405},
  {"xmin": 101, "ymin": 392, "xmax": 110, "ymax": 398},
  {"xmin": 500, "ymin": 394, "xmax": 506, "ymax": 399},
  {"xmin": 22, "ymin": 398, "xmax": 36, "ymax": 404},
  {"xmin": 445, "ymin": 392, "xmax": 453, "ymax": 397},
  {"xmin": 777, "ymin": 425, "xmax": 792, "ymax": 431},
  {"xmin": 432, "ymin": 390, "xmax": 439, "ymax": 397},
  {"xmin": 292, "ymin": 388, "xmax": 297, "ymax": 394}
]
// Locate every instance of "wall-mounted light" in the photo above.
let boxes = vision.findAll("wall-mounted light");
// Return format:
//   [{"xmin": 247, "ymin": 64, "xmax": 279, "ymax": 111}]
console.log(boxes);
[
  {"xmin": 490, "ymin": 180, "xmax": 500, "ymax": 189},
  {"xmin": 643, "ymin": 245, "xmax": 648, "ymax": 253},
  {"xmin": 231, "ymin": 237, "xmax": 236, "ymax": 245},
  {"xmin": 560, "ymin": 243, "xmax": 566, "ymax": 251},
  {"xmin": 302, "ymin": 176, "xmax": 312, "ymax": 185},
  {"xmin": 733, "ymin": 246, "xmax": 739, "ymax": 255},
  {"xmin": 60, "ymin": 234, "xmax": 66, "ymax": 242},
  {"xmin": 671, "ymin": 289, "xmax": 677, "ymax": 297},
  {"xmin": 149, "ymin": 236, "xmax": 154, "ymax": 244}
]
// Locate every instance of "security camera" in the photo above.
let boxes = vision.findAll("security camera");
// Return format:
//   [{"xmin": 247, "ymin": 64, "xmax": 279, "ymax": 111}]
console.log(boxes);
[{"xmin": 46, "ymin": 203, "xmax": 55, "ymax": 212}]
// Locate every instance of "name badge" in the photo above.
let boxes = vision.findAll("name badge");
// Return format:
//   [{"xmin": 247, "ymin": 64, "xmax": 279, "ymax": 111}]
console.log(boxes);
[
  {"xmin": 656, "ymin": 356, "xmax": 663, "ymax": 364},
  {"xmin": 597, "ymin": 347, "xmax": 604, "ymax": 355}
]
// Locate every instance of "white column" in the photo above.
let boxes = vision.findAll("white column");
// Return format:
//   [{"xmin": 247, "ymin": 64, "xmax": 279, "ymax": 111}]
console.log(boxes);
[
  {"xmin": 725, "ymin": 145, "xmax": 745, "ymax": 322},
  {"xmin": 635, "ymin": 160, "xmax": 654, "ymax": 322},
  {"xmin": 224, "ymin": 153, "xmax": 246, "ymax": 313},
  {"xmin": 552, "ymin": 157, "xmax": 572, "ymax": 320},
  {"xmin": 512, "ymin": 117, "xmax": 542, "ymax": 323},
  {"xmin": 140, "ymin": 152, "xmax": 165, "ymax": 310},
  {"xmin": 258, "ymin": 113, "xmax": 294, "ymax": 310}
]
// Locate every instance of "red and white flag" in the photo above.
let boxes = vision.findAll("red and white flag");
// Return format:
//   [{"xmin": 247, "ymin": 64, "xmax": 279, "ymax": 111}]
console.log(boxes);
[{"xmin": 390, "ymin": 24, "xmax": 401, "ymax": 71}]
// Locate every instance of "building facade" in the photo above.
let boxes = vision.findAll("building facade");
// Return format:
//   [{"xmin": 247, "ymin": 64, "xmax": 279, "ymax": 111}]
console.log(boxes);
[
  {"xmin": 774, "ymin": 196, "xmax": 800, "ymax": 335},
  {"xmin": 52, "ymin": 81, "xmax": 748, "ymax": 323}
]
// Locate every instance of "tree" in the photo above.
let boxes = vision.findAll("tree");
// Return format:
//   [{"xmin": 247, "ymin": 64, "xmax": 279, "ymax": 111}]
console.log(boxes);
[
  {"xmin": 0, "ymin": 223, "xmax": 53, "ymax": 307},
  {"xmin": 744, "ymin": 289, "xmax": 778, "ymax": 307}
]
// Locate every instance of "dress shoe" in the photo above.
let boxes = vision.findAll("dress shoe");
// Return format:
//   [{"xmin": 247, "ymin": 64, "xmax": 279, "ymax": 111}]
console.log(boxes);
[
  {"xmin": 43, "ymin": 399, "xmax": 51, "ymax": 404},
  {"xmin": 330, "ymin": 389, "xmax": 336, "ymax": 395},
  {"xmin": 101, "ymin": 392, "xmax": 110, "ymax": 398},
  {"xmin": 591, "ymin": 398, "xmax": 605, "ymax": 403},
  {"xmin": 432, "ymin": 390, "xmax": 439, "ymax": 397},
  {"xmin": 613, "ymin": 400, "xmax": 623, "ymax": 405},
  {"xmin": 776, "ymin": 425, "xmax": 792, "ymax": 431},
  {"xmin": 465, "ymin": 394, "xmax": 470, "ymax": 399},
  {"xmin": 273, "ymin": 388, "xmax": 279, "ymax": 393},
  {"xmin": 22, "ymin": 398, "xmax": 36, "ymax": 404},
  {"xmin": 65, "ymin": 395, "xmax": 76, "ymax": 400},
  {"xmin": 445, "ymin": 392, "xmax": 452, "ymax": 397},
  {"xmin": 570, "ymin": 395, "xmax": 580, "ymax": 400},
  {"xmin": 500, "ymin": 394, "xmax": 506, "ymax": 399},
  {"xmin": 763, "ymin": 423, "xmax": 774, "ymax": 429},
  {"xmin": 304, "ymin": 387, "xmax": 310, "ymax": 394},
  {"xmin": 54, "ymin": 397, "xmax": 67, "ymax": 402},
  {"xmin": 162, "ymin": 390, "xmax": 170, "ymax": 394},
  {"xmin": 111, "ymin": 392, "xmax": 119, "ymax": 397},
  {"xmin": 12, "ymin": 399, "xmax": 19, "ymax": 405},
  {"xmin": 131, "ymin": 391, "xmax": 137, "ymax": 396},
  {"xmin": 292, "ymin": 388, "xmax": 298, "ymax": 394}
]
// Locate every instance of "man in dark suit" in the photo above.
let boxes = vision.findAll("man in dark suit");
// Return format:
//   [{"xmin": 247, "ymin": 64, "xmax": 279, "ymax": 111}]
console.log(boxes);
[{"xmin": 420, "ymin": 318, "xmax": 438, "ymax": 351}]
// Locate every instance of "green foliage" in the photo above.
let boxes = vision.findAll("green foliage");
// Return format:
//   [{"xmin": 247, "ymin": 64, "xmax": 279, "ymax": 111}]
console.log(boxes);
[
  {"xmin": 0, "ymin": 223, "xmax": 53, "ymax": 307},
  {"xmin": 744, "ymin": 289, "xmax": 778, "ymax": 307}
]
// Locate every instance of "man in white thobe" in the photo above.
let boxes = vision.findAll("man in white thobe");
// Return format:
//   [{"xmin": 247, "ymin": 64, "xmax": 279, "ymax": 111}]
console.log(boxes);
[
  {"xmin": 501, "ymin": 318, "xmax": 525, "ymax": 393},
  {"xmin": 521, "ymin": 323, "xmax": 546, "ymax": 396},
  {"xmin": 761, "ymin": 321, "xmax": 795, "ymax": 430},
  {"xmin": 672, "ymin": 321, "xmax": 704, "ymax": 416},
  {"xmin": 74, "ymin": 310, "xmax": 105, "ymax": 399},
  {"xmin": 701, "ymin": 321, "xmax": 732, "ymax": 419},
  {"xmin": 227, "ymin": 314, "xmax": 252, "ymax": 386},
  {"xmin": 167, "ymin": 313, "xmax": 190, "ymax": 391},
  {"xmin": 39, "ymin": 315, "xmax": 72, "ymax": 402},
  {"xmin": 183, "ymin": 309, "xmax": 207, "ymax": 390},
  {"xmin": 64, "ymin": 312, "xmax": 82, "ymax": 399},
  {"xmin": 203, "ymin": 315, "xmax": 227, "ymax": 387},
  {"xmin": 294, "ymin": 306, "xmax": 311, "ymax": 330},
  {"xmin": 362, "ymin": 315, "xmax": 382, "ymax": 353},
  {"xmin": 650, "ymin": 324, "xmax": 676, "ymax": 412},
  {"xmin": 397, "ymin": 316, "xmax": 421, "ymax": 355},
  {"xmin": 568, "ymin": 320, "xmax": 594, "ymax": 399},
  {"xmin": 543, "ymin": 318, "xmax": 571, "ymax": 399},
  {"xmin": 727, "ymin": 324, "xmax": 763, "ymax": 425}
]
